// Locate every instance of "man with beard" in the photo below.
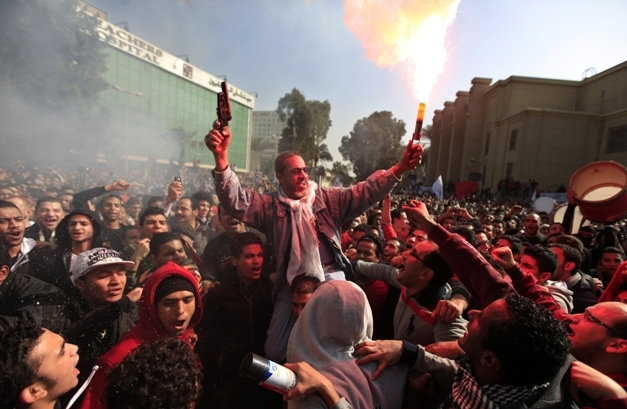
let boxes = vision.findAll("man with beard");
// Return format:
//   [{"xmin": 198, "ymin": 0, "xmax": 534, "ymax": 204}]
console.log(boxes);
[
  {"xmin": 174, "ymin": 196, "xmax": 210, "ymax": 254},
  {"xmin": 24, "ymin": 197, "xmax": 64, "ymax": 244},
  {"xmin": 516, "ymin": 212, "xmax": 545, "ymax": 246},
  {"xmin": 206, "ymin": 121, "xmax": 422, "ymax": 363},
  {"xmin": 99, "ymin": 195, "xmax": 128, "ymax": 252}
]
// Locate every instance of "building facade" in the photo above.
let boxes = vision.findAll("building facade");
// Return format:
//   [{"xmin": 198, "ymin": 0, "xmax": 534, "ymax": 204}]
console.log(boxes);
[
  {"xmin": 427, "ymin": 61, "xmax": 627, "ymax": 192},
  {"xmin": 83, "ymin": 3, "xmax": 255, "ymax": 172}
]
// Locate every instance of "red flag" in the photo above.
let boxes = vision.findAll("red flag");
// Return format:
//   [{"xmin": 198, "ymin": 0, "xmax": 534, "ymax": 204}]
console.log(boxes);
[{"xmin": 454, "ymin": 181, "xmax": 478, "ymax": 200}]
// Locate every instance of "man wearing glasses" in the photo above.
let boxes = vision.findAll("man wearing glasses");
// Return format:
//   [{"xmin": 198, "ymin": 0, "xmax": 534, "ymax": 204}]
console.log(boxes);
[
  {"xmin": 205, "ymin": 121, "xmax": 423, "ymax": 362},
  {"xmin": 351, "ymin": 239, "xmax": 468, "ymax": 347}
]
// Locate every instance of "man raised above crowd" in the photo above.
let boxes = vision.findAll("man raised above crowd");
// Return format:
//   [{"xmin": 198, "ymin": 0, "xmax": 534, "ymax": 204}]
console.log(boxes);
[{"xmin": 205, "ymin": 120, "xmax": 422, "ymax": 362}]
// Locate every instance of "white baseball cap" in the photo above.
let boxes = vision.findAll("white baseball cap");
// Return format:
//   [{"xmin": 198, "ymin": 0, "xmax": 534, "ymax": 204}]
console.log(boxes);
[{"xmin": 71, "ymin": 248, "xmax": 135, "ymax": 282}]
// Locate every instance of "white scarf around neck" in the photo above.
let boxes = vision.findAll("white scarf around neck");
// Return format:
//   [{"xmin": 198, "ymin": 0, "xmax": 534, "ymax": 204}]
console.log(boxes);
[{"xmin": 278, "ymin": 181, "xmax": 325, "ymax": 285}]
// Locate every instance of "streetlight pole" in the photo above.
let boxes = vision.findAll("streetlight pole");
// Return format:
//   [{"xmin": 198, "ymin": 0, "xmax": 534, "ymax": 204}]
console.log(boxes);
[{"xmin": 111, "ymin": 85, "xmax": 142, "ymax": 176}]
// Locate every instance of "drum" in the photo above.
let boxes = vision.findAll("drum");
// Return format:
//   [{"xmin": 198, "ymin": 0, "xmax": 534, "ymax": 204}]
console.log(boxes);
[
  {"xmin": 569, "ymin": 161, "xmax": 627, "ymax": 222},
  {"xmin": 534, "ymin": 196, "xmax": 556, "ymax": 214}
]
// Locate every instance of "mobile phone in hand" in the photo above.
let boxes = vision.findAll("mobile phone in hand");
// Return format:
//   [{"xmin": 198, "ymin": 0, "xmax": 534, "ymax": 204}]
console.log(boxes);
[{"xmin": 174, "ymin": 176, "xmax": 182, "ymax": 183}]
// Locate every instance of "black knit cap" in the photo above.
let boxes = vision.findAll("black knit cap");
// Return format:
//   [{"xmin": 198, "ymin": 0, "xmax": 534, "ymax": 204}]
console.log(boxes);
[{"xmin": 154, "ymin": 276, "xmax": 196, "ymax": 304}]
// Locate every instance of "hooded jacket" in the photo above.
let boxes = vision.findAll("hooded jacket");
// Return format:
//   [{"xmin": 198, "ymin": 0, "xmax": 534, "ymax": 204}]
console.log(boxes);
[
  {"xmin": 78, "ymin": 262, "xmax": 203, "ymax": 409},
  {"xmin": 287, "ymin": 280, "xmax": 408, "ymax": 409},
  {"xmin": 46, "ymin": 209, "xmax": 103, "ymax": 296}
]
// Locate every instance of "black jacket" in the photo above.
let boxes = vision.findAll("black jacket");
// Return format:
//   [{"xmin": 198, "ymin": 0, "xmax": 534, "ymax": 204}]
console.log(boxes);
[
  {"xmin": 569, "ymin": 271, "xmax": 599, "ymax": 314},
  {"xmin": 196, "ymin": 272, "xmax": 274, "ymax": 392},
  {"xmin": 0, "ymin": 270, "xmax": 68, "ymax": 333},
  {"xmin": 60, "ymin": 292, "xmax": 139, "ymax": 407}
]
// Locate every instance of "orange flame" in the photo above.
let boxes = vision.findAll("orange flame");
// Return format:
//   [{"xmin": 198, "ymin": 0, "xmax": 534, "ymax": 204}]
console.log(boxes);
[{"xmin": 344, "ymin": 0, "xmax": 460, "ymax": 102}]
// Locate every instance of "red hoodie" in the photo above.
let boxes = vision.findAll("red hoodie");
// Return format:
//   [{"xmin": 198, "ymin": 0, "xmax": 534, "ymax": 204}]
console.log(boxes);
[{"xmin": 78, "ymin": 262, "xmax": 203, "ymax": 409}]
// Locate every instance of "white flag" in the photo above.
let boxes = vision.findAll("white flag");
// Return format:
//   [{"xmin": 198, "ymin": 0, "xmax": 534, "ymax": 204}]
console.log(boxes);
[{"xmin": 432, "ymin": 175, "xmax": 444, "ymax": 199}]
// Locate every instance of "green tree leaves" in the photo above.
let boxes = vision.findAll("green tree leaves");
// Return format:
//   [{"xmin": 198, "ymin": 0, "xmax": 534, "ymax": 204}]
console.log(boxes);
[
  {"xmin": 339, "ymin": 111, "xmax": 406, "ymax": 181},
  {"xmin": 276, "ymin": 89, "xmax": 332, "ymax": 167}
]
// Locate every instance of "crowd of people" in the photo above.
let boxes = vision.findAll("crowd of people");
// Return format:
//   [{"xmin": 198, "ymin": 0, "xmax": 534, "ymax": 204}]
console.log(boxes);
[{"xmin": 2, "ymin": 123, "xmax": 627, "ymax": 409}]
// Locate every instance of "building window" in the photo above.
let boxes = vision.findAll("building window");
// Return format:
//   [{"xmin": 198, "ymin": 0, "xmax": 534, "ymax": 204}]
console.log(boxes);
[
  {"xmin": 506, "ymin": 163, "xmax": 513, "ymax": 179},
  {"xmin": 607, "ymin": 126, "xmax": 627, "ymax": 153},
  {"xmin": 509, "ymin": 130, "xmax": 518, "ymax": 151},
  {"xmin": 484, "ymin": 133, "xmax": 490, "ymax": 155}
]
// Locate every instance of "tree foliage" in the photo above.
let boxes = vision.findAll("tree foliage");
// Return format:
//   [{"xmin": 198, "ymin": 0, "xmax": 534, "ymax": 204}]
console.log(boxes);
[
  {"xmin": 331, "ymin": 161, "xmax": 354, "ymax": 187},
  {"xmin": 276, "ymin": 88, "xmax": 332, "ymax": 166},
  {"xmin": 0, "ymin": 0, "xmax": 108, "ymax": 163},
  {"xmin": 339, "ymin": 111, "xmax": 406, "ymax": 181}
]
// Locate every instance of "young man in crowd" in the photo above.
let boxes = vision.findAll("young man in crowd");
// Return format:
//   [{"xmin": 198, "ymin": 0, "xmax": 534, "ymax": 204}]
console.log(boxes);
[
  {"xmin": 0, "ymin": 200, "xmax": 56, "ymax": 279},
  {"xmin": 353, "ymin": 236, "xmax": 469, "ymax": 348},
  {"xmin": 135, "ymin": 232, "xmax": 185, "ymax": 283},
  {"xmin": 123, "ymin": 207, "xmax": 169, "ymax": 286},
  {"xmin": 99, "ymin": 195, "xmax": 128, "ymax": 252},
  {"xmin": 24, "ymin": 196, "xmax": 64, "ymax": 244},
  {"xmin": 6, "ymin": 195, "xmax": 35, "ymax": 225},
  {"xmin": 382, "ymin": 237, "xmax": 405, "ymax": 264},
  {"xmin": 595, "ymin": 247, "xmax": 626, "ymax": 287},
  {"xmin": 49, "ymin": 209, "xmax": 103, "ymax": 296},
  {"xmin": 519, "ymin": 246, "xmax": 573, "ymax": 312},
  {"xmin": 493, "ymin": 234, "xmax": 523, "ymax": 262},
  {"xmin": 61, "ymin": 248, "xmax": 140, "ymax": 406},
  {"xmin": 550, "ymin": 243, "xmax": 598, "ymax": 314},
  {"xmin": 196, "ymin": 232, "xmax": 278, "ymax": 409},
  {"xmin": 79, "ymin": 263, "xmax": 202, "ymax": 409},
  {"xmin": 201, "ymin": 204, "xmax": 267, "ymax": 287},
  {"xmin": 0, "ymin": 320, "xmax": 80, "ymax": 409},
  {"xmin": 174, "ymin": 196, "xmax": 210, "ymax": 254}
]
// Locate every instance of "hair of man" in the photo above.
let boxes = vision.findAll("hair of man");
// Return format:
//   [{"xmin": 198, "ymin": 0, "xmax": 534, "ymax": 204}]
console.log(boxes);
[
  {"xmin": 139, "ymin": 207, "xmax": 167, "ymax": 227},
  {"xmin": 274, "ymin": 151, "xmax": 301, "ymax": 173},
  {"xmin": 499, "ymin": 235, "xmax": 523, "ymax": 256},
  {"xmin": 149, "ymin": 232, "xmax": 183, "ymax": 255},
  {"xmin": 550, "ymin": 243, "xmax": 583, "ymax": 271},
  {"xmin": 423, "ymin": 247, "xmax": 454, "ymax": 288},
  {"xmin": 35, "ymin": 196, "xmax": 62, "ymax": 210},
  {"xmin": 291, "ymin": 274, "xmax": 320, "ymax": 295},
  {"xmin": 230, "ymin": 232, "xmax": 263, "ymax": 259},
  {"xmin": 523, "ymin": 246, "xmax": 558, "ymax": 275},
  {"xmin": 104, "ymin": 337, "xmax": 202, "ymax": 409},
  {"xmin": 357, "ymin": 234, "xmax": 384, "ymax": 257},
  {"xmin": 179, "ymin": 196, "xmax": 199, "ymax": 211},
  {"xmin": 0, "ymin": 320, "xmax": 47, "ymax": 408},
  {"xmin": 0, "ymin": 199, "xmax": 20, "ymax": 213},
  {"xmin": 484, "ymin": 294, "xmax": 570, "ymax": 386}
]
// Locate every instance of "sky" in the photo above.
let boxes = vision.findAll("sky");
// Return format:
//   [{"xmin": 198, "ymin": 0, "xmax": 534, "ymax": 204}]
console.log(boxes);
[{"xmin": 87, "ymin": 0, "xmax": 627, "ymax": 165}]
